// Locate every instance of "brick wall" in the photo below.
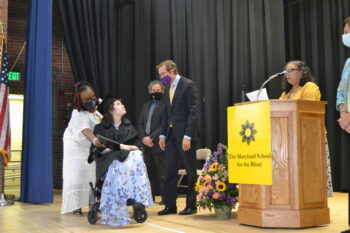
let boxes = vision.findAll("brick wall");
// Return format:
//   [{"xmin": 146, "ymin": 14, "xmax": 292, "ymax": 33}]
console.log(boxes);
[
  {"xmin": 0, "ymin": 0, "xmax": 8, "ymax": 40},
  {"xmin": 5, "ymin": 0, "xmax": 74, "ymax": 190},
  {"xmin": 7, "ymin": 0, "xmax": 26, "ymax": 94},
  {"xmin": 52, "ymin": 0, "xmax": 75, "ymax": 189}
]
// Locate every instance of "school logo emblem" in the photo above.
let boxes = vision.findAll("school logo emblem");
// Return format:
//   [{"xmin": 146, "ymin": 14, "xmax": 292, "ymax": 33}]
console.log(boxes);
[{"xmin": 239, "ymin": 120, "xmax": 257, "ymax": 145}]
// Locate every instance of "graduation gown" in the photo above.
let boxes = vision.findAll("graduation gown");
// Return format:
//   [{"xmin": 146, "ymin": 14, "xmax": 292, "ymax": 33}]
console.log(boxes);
[{"xmin": 90, "ymin": 118, "xmax": 143, "ymax": 180}]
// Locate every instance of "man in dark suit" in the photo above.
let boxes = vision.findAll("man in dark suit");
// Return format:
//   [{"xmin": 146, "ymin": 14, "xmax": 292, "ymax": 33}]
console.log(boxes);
[
  {"xmin": 157, "ymin": 60, "xmax": 200, "ymax": 216},
  {"xmin": 137, "ymin": 80, "xmax": 166, "ymax": 204}
]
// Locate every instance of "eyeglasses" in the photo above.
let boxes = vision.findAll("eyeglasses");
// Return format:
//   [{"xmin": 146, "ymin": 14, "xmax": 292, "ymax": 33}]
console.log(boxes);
[{"xmin": 285, "ymin": 69, "xmax": 301, "ymax": 73}]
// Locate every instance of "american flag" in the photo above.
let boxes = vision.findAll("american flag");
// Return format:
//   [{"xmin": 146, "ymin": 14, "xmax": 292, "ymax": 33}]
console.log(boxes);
[{"xmin": 0, "ymin": 35, "xmax": 10, "ymax": 167}]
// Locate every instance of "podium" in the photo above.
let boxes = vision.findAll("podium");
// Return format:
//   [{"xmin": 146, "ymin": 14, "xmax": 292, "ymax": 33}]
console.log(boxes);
[{"xmin": 236, "ymin": 100, "xmax": 330, "ymax": 228}]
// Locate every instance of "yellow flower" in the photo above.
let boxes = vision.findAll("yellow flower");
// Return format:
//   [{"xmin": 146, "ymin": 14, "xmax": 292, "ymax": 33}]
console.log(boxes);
[
  {"xmin": 195, "ymin": 181, "xmax": 200, "ymax": 191},
  {"xmin": 216, "ymin": 182, "xmax": 227, "ymax": 192},
  {"xmin": 209, "ymin": 162, "xmax": 218, "ymax": 172}
]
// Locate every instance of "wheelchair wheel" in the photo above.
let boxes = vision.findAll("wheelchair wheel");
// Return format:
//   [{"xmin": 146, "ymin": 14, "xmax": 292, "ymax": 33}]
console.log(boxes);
[
  {"xmin": 92, "ymin": 202, "xmax": 100, "ymax": 212},
  {"xmin": 133, "ymin": 203, "xmax": 147, "ymax": 223},
  {"xmin": 87, "ymin": 209, "xmax": 98, "ymax": 225}
]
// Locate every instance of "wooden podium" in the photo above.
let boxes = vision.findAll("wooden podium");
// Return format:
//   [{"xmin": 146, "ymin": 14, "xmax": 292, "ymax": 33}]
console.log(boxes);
[{"xmin": 236, "ymin": 100, "xmax": 330, "ymax": 228}]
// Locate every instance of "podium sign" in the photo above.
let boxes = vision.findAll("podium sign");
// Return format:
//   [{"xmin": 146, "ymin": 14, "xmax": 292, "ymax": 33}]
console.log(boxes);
[{"xmin": 227, "ymin": 101, "xmax": 272, "ymax": 185}]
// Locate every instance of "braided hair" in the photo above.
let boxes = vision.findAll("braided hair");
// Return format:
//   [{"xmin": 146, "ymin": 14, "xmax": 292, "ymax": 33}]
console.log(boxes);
[{"xmin": 73, "ymin": 81, "xmax": 94, "ymax": 111}]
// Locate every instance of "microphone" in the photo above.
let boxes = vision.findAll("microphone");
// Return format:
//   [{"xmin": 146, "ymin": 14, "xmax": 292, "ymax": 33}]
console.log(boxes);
[
  {"xmin": 256, "ymin": 71, "xmax": 287, "ymax": 100},
  {"xmin": 241, "ymin": 85, "xmax": 246, "ymax": 102}
]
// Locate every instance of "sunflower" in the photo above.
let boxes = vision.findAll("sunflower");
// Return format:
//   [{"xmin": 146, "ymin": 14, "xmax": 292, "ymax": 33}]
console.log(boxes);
[
  {"xmin": 216, "ymin": 181, "xmax": 227, "ymax": 192},
  {"xmin": 209, "ymin": 162, "xmax": 218, "ymax": 172}
]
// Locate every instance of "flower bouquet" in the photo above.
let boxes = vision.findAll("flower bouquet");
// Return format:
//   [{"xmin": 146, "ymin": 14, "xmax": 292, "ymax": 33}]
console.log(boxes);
[{"xmin": 196, "ymin": 143, "xmax": 238, "ymax": 212}]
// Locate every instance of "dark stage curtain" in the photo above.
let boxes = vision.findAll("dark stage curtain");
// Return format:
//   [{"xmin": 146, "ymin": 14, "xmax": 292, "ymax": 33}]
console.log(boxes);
[
  {"xmin": 57, "ymin": 0, "xmax": 118, "ymax": 96},
  {"xmin": 58, "ymin": 0, "xmax": 350, "ymax": 191},
  {"xmin": 20, "ymin": 0, "xmax": 53, "ymax": 203},
  {"xmin": 57, "ymin": 0, "xmax": 286, "ymax": 148},
  {"xmin": 284, "ymin": 0, "xmax": 350, "ymax": 191}
]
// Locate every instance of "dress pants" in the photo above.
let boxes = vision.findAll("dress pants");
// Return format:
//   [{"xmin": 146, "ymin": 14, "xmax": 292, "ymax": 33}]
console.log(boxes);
[
  {"xmin": 163, "ymin": 129, "xmax": 197, "ymax": 209},
  {"xmin": 143, "ymin": 144, "xmax": 165, "ymax": 199}
]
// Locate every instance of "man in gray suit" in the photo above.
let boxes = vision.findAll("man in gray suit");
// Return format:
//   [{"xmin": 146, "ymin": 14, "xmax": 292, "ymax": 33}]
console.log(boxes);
[
  {"xmin": 137, "ymin": 80, "xmax": 166, "ymax": 204},
  {"xmin": 157, "ymin": 60, "xmax": 200, "ymax": 216}
]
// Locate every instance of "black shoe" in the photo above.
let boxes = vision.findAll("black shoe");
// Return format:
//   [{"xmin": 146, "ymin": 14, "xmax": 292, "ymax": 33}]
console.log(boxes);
[
  {"xmin": 157, "ymin": 207, "xmax": 177, "ymax": 215},
  {"xmin": 72, "ymin": 208, "xmax": 83, "ymax": 216},
  {"xmin": 341, "ymin": 230, "xmax": 350, "ymax": 233},
  {"xmin": 179, "ymin": 207, "xmax": 197, "ymax": 215}
]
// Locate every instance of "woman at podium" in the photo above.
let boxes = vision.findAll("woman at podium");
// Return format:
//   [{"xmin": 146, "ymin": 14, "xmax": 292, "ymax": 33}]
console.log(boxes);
[
  {"xmin": 279, "ymin": 60, "xmax": 320, "ymax": 100},
  {"xmin": 279, "ymin": 60, "xmax": 333, "ymax": 197}
]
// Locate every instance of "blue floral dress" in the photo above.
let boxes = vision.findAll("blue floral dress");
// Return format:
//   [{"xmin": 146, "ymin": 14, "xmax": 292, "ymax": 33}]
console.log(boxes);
[{"xmin": 99, "ymin": 150, "xmax": 154, "ymax": 226}]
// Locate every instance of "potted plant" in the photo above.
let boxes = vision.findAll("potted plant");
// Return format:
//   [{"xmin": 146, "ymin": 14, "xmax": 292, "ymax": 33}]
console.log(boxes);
[{"xmin": 196, "ymin": 143, "xmax": 239, "ymax": 219}]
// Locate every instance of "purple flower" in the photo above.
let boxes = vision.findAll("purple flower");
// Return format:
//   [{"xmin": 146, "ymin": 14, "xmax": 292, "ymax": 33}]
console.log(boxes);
[
  {"xmin": 203, "ymin": 162, "xmax": 210, "ymax": 170},
  {"xmin": 227, "ymin": 197, "xmax": 237, "ymax": 205},
  {"xmin": 229, "ymin": 183, "xmax": 237, "ymax": 190},
  {"xmin": 219, "ymin": 194, "xmax": 227, "ymax": 201},
  {"xmin": 218, "ymin": 143, "xmax": 224, "ymax": 154},
  {"xmin": 213, "ymin": 151, "xmax": 218, "ymax": 159},
  {"xmin": 207, "ymin": 192, "xmax": 213, "ymax": 198}
]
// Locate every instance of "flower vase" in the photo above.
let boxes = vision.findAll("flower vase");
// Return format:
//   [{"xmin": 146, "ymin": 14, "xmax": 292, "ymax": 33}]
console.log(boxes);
[{"xmin": 214, "ymin": 206, "xmax": 232, "ymax": 219}]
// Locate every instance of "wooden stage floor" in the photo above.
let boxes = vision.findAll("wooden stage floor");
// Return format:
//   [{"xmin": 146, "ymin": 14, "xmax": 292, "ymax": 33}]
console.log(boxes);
[{"xmin": 0, "ymin": 191, "xmax": 349, "ymax": 233}]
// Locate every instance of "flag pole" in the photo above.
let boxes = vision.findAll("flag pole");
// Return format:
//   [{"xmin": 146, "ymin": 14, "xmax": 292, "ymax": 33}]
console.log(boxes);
[{"xmin": 0, "ymin": 22, "xmax": 14, "ymax": 206}]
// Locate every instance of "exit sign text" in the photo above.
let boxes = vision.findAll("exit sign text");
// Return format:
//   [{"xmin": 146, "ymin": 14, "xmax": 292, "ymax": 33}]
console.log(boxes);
[{"xmin": 8, "ymin": 72, "xmax": 21, "ymax": 81}]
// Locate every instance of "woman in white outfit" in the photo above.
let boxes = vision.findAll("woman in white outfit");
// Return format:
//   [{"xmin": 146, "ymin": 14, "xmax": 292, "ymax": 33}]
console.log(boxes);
[{"xmin": 61, "ymin": 81, "xmax": 104, "ymax": 216}]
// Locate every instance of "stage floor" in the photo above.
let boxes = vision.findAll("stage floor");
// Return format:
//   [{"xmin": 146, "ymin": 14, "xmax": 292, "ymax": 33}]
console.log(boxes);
[{"xmin": 0, "ymin": 191, "xmax": 348, "ymax": 233}]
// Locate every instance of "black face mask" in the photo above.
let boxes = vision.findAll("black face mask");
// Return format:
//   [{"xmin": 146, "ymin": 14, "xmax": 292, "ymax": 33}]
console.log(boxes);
[
  {"xmin": 150, "ymin": 92, "xmax": 163, "ymax": 101},
  {"xmin": 82, "ymin": 99, "xmax": 98, "ymax": 110}
]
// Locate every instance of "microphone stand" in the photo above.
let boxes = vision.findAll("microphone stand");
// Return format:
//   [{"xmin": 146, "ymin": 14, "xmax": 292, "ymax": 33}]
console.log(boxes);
[
  {"xmin": 241, "ymin": 85, "xmax": 246, "ymax": 102},
  {"xmin": 256, "ymin": 71, "xmax": 286, "ymax": 100}
]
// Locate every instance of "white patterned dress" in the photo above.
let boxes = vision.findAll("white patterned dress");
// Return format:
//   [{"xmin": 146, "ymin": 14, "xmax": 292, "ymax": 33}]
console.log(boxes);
[{"xmin": 100, "ymin": 150, "xmax": 154, "ymax": 226}]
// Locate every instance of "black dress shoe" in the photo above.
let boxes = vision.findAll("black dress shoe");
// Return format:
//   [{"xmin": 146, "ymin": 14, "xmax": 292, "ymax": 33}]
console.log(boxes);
[
  {"xmin": 341, "ymin": 230, "xmax": 350, "ymax": 233},
  {"xmin": 179, "ymin": 207, "xmax": 197, "ymax": 215},
  {"xmin": 157, "ymin": 207, "xmax": 177, "ymax": 215}
]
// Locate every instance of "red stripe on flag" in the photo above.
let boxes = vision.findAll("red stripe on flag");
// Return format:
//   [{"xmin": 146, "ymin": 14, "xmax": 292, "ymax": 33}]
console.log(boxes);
[
  {"xmin": 3, "ymin": 123, "xmax": 10, "ymax": 152},
  {"xmin": 0, "ymin": 85, "xmax": 8, "ymax": 129}
]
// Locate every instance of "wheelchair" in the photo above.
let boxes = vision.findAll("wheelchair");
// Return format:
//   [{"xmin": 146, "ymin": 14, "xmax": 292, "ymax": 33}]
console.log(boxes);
[{"xmin": 87, "ymin": 175, "xmax": 148, "ymax": 225}]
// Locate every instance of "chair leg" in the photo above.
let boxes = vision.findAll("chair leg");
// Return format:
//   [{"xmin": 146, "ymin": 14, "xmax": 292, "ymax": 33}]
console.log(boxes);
[{"xmin": 177, "ymin": 174, "xmax": 188, "ymax": 188}]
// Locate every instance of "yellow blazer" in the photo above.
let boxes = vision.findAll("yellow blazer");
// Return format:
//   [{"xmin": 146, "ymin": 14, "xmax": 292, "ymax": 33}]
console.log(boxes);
[
  {"xmin": 279, "ymin": 81, "xmax": 326, "ymax": 133},
  {"xmin": 279, "ymin": 82, "xmax": 321, "ymax": 100}
]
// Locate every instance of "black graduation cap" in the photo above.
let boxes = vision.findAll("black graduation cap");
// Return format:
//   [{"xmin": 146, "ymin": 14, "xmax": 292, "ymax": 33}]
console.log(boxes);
[{"xmin": 97, "ymin": 93, "xmax": 117, "ymax": 115}]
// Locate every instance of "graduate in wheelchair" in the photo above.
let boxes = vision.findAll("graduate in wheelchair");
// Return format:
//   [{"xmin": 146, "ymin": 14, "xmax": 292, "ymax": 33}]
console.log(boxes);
[{"xmin": 87, "ymin": 95, "xmax": 154, "ymax": 226}]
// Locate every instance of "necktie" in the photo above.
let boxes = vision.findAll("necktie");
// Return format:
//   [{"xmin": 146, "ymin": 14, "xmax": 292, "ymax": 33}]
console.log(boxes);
[
  {"xmin": 145, "ymin": 101, "xmax": 157, "ymax": 135},
  {"xmin": 169, "ymin": 84, "xmax": 175, "ymax": 104}
]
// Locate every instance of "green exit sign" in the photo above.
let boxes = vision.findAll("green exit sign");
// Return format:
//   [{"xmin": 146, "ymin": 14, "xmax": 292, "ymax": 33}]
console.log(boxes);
[{"xmin": 8, "ymin": 72, "xmax": 21, "ymax": 81}]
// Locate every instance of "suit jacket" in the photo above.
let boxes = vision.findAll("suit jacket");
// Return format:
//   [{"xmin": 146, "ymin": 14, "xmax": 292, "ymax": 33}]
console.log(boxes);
[
  {"xmin": 137, "ymin": 97, "xmax": 166, "ymax": 142},
  {"xmin": 161, "ymin": 76, "xmax": 200, "ymax": 141}
]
